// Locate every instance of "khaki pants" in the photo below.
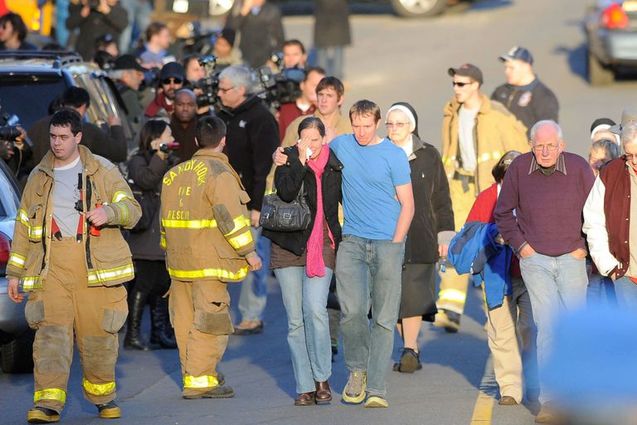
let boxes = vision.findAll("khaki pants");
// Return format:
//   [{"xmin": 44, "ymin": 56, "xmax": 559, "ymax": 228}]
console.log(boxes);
[
  {"xmin": 484, "ymin": 277, "xmax": 538, "ymax": 402},
  {"xmin": 169, "ymin": 279, "xmax": 234, "ymax": 397},
  {"xmin": 25, "ymin": 238, "xmax": 128, "ymax": 412},
  {"xmin": 437, "ymin": 177, "xmax": 475, "ymax": 314}
]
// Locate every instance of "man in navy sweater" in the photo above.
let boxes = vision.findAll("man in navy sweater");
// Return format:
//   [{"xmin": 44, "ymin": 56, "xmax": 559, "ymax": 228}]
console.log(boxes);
[{"xmin": 494, "ymin": 120, "xmax": 595, "ymax": 424}]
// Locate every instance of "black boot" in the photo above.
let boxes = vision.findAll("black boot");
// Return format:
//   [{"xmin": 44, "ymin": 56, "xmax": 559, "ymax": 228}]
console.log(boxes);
[
  {"xmin": 150, "ymin": 296, "xmax": 177, "ymax": 349},
  {"xmin": 124, "ymin": 290, "xmax": 151, "ymax": 350}
]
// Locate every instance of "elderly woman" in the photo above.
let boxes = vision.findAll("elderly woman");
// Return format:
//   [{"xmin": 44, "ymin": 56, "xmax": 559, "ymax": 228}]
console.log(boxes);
[
  {"xmin": 385, "ymin": 103, "xmax": 454, "ymax": 373},
  {"xmin": 263, "ymin": 116, "xmax": 343, "ymax": 406}
]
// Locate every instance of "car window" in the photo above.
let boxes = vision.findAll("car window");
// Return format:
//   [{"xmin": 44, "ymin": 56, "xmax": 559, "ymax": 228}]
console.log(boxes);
[
  {"xmin": 0, "ymin": 161, "xmax": 19, "ymax": 218},
  {"xmin": 0, "ymin": 74, "xmax": 67, "ymax": 130}
]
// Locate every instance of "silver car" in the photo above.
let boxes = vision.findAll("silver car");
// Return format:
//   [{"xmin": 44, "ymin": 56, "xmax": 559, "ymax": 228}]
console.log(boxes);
[{"xmin": 0, "ymin": 159, "xmax": 31, "ymax": 374}]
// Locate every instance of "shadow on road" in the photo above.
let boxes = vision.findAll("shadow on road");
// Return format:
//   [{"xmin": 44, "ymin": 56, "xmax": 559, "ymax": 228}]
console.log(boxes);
[{"xmin": 554, "ymin": 43, "xmax": 588, "ymax": 82}]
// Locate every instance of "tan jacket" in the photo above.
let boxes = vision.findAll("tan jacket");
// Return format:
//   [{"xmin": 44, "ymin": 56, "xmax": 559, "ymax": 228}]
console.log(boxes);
[
  {"xmin": 7, "ymin": 145, "xmax": 141, "ymax": 291},
  {"xmin": 441, "ymin": 93, "xmax": 530, "ymax": 192},
  {"xmin": 160, "ymin": 150, "xmax": 255, "ymax": 283}
]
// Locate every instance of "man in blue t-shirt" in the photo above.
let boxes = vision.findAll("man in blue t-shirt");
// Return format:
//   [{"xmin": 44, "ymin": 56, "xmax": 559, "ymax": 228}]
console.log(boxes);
[{"xmin": 275, "ymin": 99, "xmax": 414, "ymax": 407}]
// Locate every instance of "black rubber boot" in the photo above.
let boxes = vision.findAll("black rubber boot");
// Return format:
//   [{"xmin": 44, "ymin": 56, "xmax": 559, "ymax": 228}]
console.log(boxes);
[
  {"xmin": 124, "ymin": 290, "xmax": 151, "ymax": 351},
  {"xmin": 150, "ymin": 296, "xmax": 177, "ymax": 349}
]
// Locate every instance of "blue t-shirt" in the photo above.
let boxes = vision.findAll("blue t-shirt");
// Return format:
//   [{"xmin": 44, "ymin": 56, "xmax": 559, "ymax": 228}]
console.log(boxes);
[{"xmin": 330, "ymin": 134, "xmax": 411, "ymax": 240}]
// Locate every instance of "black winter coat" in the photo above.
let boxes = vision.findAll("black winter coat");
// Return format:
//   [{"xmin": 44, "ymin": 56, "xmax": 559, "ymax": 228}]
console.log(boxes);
[
  {"xmin": 67, "ymin": 3, "xmax": 129, "ymax": 61},
  {"xmin": 262, "ymin": 146, "xmax": 343, "ymax": 257},
  {"xmin": 218, "ymin": 96, "xmax": 280, "ymax": 211},
  {"xmin": 405, "ymin": 136, "xmax": 454, "ymax": 264},
  {"xmin": 126, "ymin": 150, "xmax": 177, "ymax": 261},
  {"xmin": 313, "ymin": 0, "xmax": 351, "ymax": 48},
  {"xmin": 226, "ymin": 2, "xmax": 284, "ymax": 68}
]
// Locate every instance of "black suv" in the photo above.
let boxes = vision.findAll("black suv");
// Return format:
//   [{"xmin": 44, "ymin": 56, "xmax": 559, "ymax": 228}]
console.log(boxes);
[{"xmin": 0, "ymin": 50, "xmax": 135, "ymax": 152}]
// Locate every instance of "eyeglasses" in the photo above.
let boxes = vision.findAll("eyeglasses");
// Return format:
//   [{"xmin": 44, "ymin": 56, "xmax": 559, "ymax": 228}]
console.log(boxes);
[
  {"xmin": 385, "ymin": 122, "xmax": 409, "ymax": 128},
  {"xmin": 625, "ymin": 153, "xmax": 637, "ymax": 161},
  {"xmin": 452, "ymin": 81, "xmax": 472, "ymax": 87},
  {"xmin": 532, "ymin": 144, "xmax": 559, "ymax": 152},
  {"xmin": 218, "ymin": 86, "xmax": 235, "ymax": 93},
  {"xmin": 162, "ymin": 78, "xmax": 183, "ymax": 85}
]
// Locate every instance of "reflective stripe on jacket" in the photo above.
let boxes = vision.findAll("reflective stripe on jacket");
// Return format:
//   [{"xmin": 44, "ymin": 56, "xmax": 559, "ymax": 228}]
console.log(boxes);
[
  {"xmin": 160, "ymin": 150, "xmax": 254, "ymax": 283},
  {"xmin": 7, "ymin": 145, "xmax": 141, "ymax": 291}
]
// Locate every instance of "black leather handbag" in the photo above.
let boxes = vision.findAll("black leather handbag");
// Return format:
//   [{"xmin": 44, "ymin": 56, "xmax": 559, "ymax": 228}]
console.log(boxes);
[{"xmin": 259, "ymin": 183, "xmax": 311, "ymax": 232}]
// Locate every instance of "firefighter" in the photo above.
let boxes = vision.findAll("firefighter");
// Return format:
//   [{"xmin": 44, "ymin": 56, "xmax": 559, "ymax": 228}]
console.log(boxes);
[
  {"xmin": 160, "ymin": 115, "xmax": 262, "ymax": 399},
  {"xmin": 6, "ymin": 108, "xmax": 141, "ymax": 423}
]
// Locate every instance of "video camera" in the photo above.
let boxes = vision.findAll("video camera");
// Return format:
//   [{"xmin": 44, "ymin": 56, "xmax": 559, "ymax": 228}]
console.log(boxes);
[
  {"xmin": 193, "ymin": 55, "xmax": 220, "ymax": 108},
  {"xmin": 0, "ymin": 100, "xmax": 21, "ymax": 142},
  {"xmin": 255, "ymin": 52, "xmax": 305, "ymax": 110}
]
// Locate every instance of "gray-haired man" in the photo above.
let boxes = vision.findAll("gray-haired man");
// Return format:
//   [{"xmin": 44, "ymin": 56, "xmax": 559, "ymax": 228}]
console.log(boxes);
[{"xmin": 217, "ymin": 65, "xmax": 279, "ymax": 334}]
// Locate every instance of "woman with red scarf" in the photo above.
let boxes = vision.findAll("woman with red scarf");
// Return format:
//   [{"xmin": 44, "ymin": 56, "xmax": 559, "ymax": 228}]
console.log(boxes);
[{"xmin": 263, "ymin": 117, "xmax": 343, "ymax": 406}]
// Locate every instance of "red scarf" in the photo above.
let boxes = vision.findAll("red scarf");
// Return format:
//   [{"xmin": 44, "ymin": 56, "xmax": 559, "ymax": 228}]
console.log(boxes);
[{"xmin": 306, "ymin": 145, "xmax": 333, "ymax": 277}]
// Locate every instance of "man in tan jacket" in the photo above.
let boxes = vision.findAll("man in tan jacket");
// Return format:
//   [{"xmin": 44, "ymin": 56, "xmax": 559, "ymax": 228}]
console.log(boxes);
[
  {"xmin": 7, "ymin": 108, "xmax": 141, "ymax": 423},
  {"xmin": 160, "ymin": 116, "xmax": 262, "ymax": 399},
  {"xmin": 436, "ymin": 64, "xmax": 529, "ymax": 332}
]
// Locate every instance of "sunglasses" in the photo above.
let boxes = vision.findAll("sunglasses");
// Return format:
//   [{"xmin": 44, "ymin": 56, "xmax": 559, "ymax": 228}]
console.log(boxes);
[
  {"xmin": 162, "ymin": 78, "xmax": 183, "ymax": 85},
  {"xmin": 452, "ymin": 81, "xmax": 473, "ymax": 87}
]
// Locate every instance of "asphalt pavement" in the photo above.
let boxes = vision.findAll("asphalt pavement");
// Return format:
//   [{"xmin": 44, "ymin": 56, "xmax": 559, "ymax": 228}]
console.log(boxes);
[{"xmin": 3, "ymin": 0, "xmax": 636, "ymax": 423}]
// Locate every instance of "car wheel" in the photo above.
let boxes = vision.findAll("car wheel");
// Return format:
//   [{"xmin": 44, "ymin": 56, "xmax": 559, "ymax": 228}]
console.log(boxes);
[
  {"xmin": 208, "ymin": 0, "xmax": 235, "ymax": 16},
  {"xmin": 0, "ymin": 330, "xmax": 34, "ymax": 374},
  {"xmin": 587, "ymin": 49, "xmax": 614, "ymax": 86},
  {"xmin": 390, "ymin": 0, "xmax": 447, "ymax": 17}
]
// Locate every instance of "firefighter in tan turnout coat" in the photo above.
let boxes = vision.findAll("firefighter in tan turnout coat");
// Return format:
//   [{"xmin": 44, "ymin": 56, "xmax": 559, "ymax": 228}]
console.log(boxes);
[
  {"xmin": 160, "ymin": 116, "xmax": 262, "ymax": 399},
  {"xmin": 7, "ymin": 109, "xmax": 141, "ymax": 424}
]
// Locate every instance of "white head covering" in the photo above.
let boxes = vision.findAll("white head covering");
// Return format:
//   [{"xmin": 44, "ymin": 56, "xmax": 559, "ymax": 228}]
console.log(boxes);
[{"xmin": 386, "ymin": 104, "xmax": 416, "ymax": 133}]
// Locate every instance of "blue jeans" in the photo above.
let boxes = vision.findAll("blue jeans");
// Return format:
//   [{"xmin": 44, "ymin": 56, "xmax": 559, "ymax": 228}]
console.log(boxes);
[
  {"xmin": 119, "ymin": 0, "xmax": 153, "ymax": 53},
  {"xmin": 238, "ymin": 229, "xmax": 271, "ymax": 322},
  {"xmin": 316, "ymin": 47, "xmax": 344, "ymax": 80},
  {"xmin": 274, "ymin": 267, "xmax": 332, "ymax": 393},
  {"xmin": 519, "ymin": 252, "xmax": 588, "ymax": 404},
  {"xmin": 613, "ymin": 276, "xmax": 637, "ymax": 309},
  {"xmin": 56, "ymin": 0, "xmax": 70, "ymax": 46},
  {"xmin": 587, "ymin": 273, "xmax": 616, "ymax": 307},
  {"xmin": 336, "ymin": 235, "xmax": 405, "ymax": 397}
]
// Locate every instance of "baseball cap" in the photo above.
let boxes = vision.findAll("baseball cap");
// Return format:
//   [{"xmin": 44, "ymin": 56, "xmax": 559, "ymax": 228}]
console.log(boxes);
[
  {"xmin": 113, "ymin": 54, "xmax": 145, "ymax": 72},
  {"xmin": 159, "ymin": 61, "xmax": 185, "ymax": 81},
  {"xmin": 448, "ymin": 63, "xmax": 483, "ymax": 85},
  {"xmin": 499, "ymin": 46, "xmax": 534, "ymax": 65}
]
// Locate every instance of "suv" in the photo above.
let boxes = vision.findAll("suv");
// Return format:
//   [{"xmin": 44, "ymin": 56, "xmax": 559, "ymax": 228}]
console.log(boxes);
[
  {"xmin": 0, "ymin": 159, "xmax": 28, "ymax": 373},
  {"xmin": 0, "ymin": 51, "xmax": 135, "ymax": 152}
]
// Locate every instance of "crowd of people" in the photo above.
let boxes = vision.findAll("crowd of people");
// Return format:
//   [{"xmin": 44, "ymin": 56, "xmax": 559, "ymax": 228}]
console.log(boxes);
[{"xmin": 1, "ymin": 2, "xmax": 635, "ymax": 425}]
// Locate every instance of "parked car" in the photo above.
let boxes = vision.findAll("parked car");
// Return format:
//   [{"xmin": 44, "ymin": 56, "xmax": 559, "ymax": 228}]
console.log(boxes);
[
  {"xmin": 0, "ymin": 50, "xmax": 136, "ymax": 154},
  {"xmin": 0, "ymin": 159, "xmax": 30, "ymax": 374},
  {"xmin": 155, "ymin": 0, "xmax": 457, "ymax": 20},
  {"xmin": 585, "ymin": 0, "xmax": 637, "ymax": 85}
]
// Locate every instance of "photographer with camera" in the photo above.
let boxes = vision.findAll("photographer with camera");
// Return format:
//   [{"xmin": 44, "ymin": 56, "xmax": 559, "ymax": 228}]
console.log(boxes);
[
  {"xmin": 67, "ymin": 0, "xmax": 129, "ymax": 61},
  {"xmin": 145, "ymin": 62, "xmax": 185, "ymax": 119},
  {"xmin": 0, "ymin": 125, "xmax": 32, "ymax": 184},
  {"xmin": 27, "ymin": 87, "xmax": 128, "ymax": 169},
  {"xmin": 217, "ymin": 65, "xmax": 279, "ymax": 335},
  {"xmin": 277, "ymin": 66, "xmax": 325, "ymax": 141},
  {"xmin": 170, "ymin": 89, "xmax": 198, "ymax": 162},
  {"xmin": 184, "ymin": 55, "xmax": 219, "ymax": 117}
]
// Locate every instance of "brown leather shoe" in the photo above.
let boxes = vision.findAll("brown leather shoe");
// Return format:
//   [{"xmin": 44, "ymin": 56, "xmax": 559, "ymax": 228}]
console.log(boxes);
[
  {"xmin": 294, "ymin": 392, "xmax": 315, "ymax": 406},
  {"xmin": 498, "ymin": 396, "xmax": 518, "ymax": 406},
  {"xmin": 315, "ymin": 381, "xmax": 332, "ymax": 404}
]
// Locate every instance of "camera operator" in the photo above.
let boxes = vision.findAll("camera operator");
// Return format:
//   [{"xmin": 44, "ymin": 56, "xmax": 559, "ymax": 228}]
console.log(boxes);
[
  {"xmin": 277, "ymin": 66, "xmax": 324, "ymax": 141},
  {"xmin": 217, "ymin": 65, "xmax": 279, "ymax": 334},
  {"xmin": 281, "ymin": 39, "xmax": 307, "ymax": 70},
  {"xmin": 184, "ymin": 55, "xmax": 217, "ymax": 117},
  {"xmin": 0, "ymin": 126, "xmax": 32, "ymax": 184},
  {"xmin": 0, "ymin": 12, "xmax": 37, "ymax": 51},
  {"xmin": 67, "ymin": 0, "xmax": 129, "ymax": 61},
  {"xmin": 27, "ymin": 87, "xmax": 127, "ymax": 170},
  {"xmin": 111, "ymin": 54, "xmax": 145, "ymax": 137},
  {"xmin": 169, "ymin": 89, "xmax": 198, "ymax": 162},
  {"xmin": 145, "ymin": 62, "xmax": 185, "ymax": 119}
]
